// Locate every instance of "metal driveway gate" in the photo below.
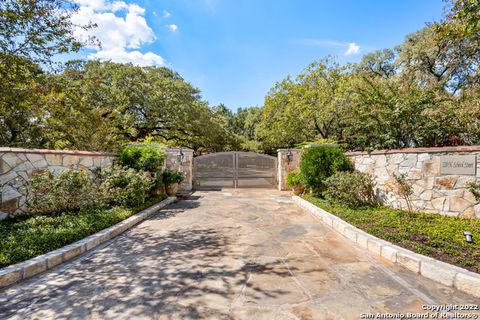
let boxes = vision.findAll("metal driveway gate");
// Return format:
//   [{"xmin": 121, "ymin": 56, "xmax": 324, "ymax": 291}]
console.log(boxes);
[{"xmin": 193, "ymin": 152, "xmax": 277, "ymax": 189}]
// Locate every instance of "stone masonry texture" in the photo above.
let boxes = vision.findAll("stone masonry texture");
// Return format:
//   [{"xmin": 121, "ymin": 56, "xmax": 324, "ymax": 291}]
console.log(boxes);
[
  {"xmin": 277, "ymin": 146, "xmax": 480, "ymax": 218},
  {"xmin": 0, "ymin": 147, "xmax": 193, "ymax": 218}
]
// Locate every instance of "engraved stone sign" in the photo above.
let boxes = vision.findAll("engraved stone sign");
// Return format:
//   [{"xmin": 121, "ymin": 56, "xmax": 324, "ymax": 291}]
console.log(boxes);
[{"xmin": 440, "ymin": 155, "xmax": 476, "ymax": 175}]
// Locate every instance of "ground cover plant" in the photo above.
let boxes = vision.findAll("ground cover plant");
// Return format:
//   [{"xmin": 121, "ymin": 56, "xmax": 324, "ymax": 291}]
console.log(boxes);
[
  {"xmin": 303, "ymin": 194, "xmax": 480, "ymax": 273},
  {"xmin": 0, "ymin": 196, "xmax": 165, "ymax": 268},
  {"xmin": 0, "ymin": 157, "xmax": 167, "ymax": 268}
]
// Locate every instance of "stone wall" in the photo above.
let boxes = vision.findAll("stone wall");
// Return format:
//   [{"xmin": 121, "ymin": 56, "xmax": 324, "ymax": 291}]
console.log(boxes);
[
  {"xmin": 277, "ymin": 146, "xmax": 480, "ymax": 218},
  {"xmin": 0, "ymin": 148, "xmax": 116, "ymax": 218},
  {"xmin": 0, "ymin": 147, "xmax": 193, "ymax": 218},
  {"xmin": 350, "ymin": 147, "xmax": 480, "ymax": 218}
]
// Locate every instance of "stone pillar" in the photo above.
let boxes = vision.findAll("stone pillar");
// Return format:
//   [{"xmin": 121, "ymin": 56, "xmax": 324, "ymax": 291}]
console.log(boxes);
[
  {"xmin": 164, "ymin": 148, "xmax": 194, "ymax": 191},
  {"xmin": 277, "ymin": 149, "xmax": 302, "ymax": 191}
]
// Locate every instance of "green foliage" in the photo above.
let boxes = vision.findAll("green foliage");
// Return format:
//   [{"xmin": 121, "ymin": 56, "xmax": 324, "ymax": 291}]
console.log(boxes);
[
  {"xmin": 0, "ymin": 1, "xmax": 95, "ymax": 148},
  {"xmin": 26, "ymin": 169, "xmax": 103, "ymax": 216},
  {"xmin": 299, "ymin": 145, "xmax": 353, "ymax": 192},
  {"xmin": 435, "ymin": 0, "xmax": 480, "ymax": 44},
  {"xmin": 286, "ymin": 171, "xmax": 302, "ymax": 188},
  {"xmin": 253, "ymin": 15, "xmax": 480, "ymax": 152},
  {"xmin": 467, "ymin": 182, "xmax": 480, "ymax": 201},
  {"xmin": 323, "ymin": 171, "xmax": 376, "ymax": 208},
  {"xmin": 0, "ymin": 196, "xmax": 164, "ymax": 268},
  {"xmin": 294, "ymin": 139, "xmax": 339, "ymax": 149},
  {"xmin": 0, "ymin": 57, "xmax": 47, "ymax": 147},
  {"xmin": 0, "ymin": 0, "xmax": 95, "ymax": 66},
  {"xmin": 99, "ymin": 165, "xmax": 154, "ymax": 207},
  {"xmin": 2, "ymin": 0, "xmax": 480, "ymax": 154},
  {"xmin": 161, "ymin": 170, "xmax": 185, "ymax": 185},
  {"xmin": 303, "ymin": 194, "xmax": 480, "ymax": 273},
  {"xmin": 117, "ymin": 144, "xmax": 165, "ymax": 172},
  {"xmin": 255, "ymin": 58, "xmax": 351, "ymax": 151},
  {"xmin": 42, "ymin": 61, "xmax": 235, "ymax": 152}
]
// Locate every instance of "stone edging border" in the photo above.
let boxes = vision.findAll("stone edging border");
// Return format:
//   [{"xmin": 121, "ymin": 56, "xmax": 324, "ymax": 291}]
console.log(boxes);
[
  {"xmin": 292, "ymin": 196, "xmax": 480, "ymax": 299},
  {"xmin": 0, "ymin": 196, "xmax": 177, "ymax": 289}
]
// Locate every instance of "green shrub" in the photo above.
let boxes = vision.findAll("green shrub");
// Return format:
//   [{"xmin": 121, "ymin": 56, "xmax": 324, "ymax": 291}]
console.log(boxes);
[
  {"xmin": 299, "ymin": 145, "xmax": 353, "ymax": 192},
  {"xmin": 467, "ymin": 182, "xmax": 480, "ymax": 201},
  {"xmin": 26, "ymin": 169, "xmax": 103, "ymax": 215},
  {"xmin": 162, "ymin": 170, "xmax": 184, "ymax": 185},
  {"xmin": 286, "ymin": 171, "xmax": 302, "ymax": 188},
  {"xmin": 99, "ymin": 165, "xmax": 154, "ymax": 207},
  {"xmin": 323, "ymin": 171, "xmax": 376, "ymax": 208},
  {"xmin": 117, "ymin": 144, "xmax": 165, "ymax": 172}
]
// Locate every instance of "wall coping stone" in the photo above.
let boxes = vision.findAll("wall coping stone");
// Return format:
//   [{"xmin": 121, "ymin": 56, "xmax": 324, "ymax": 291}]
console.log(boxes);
[
  {"xmin": 0, "ymin": 196, "xmax": 177, "ymax": 289},
  {"xmin": 0, "ymin": 146, "xmax": 193, "ymax": 156},
  {"xmin": 0, "ymin": 147, "xmax": 117, "ymax": 157},
  {"xmin": 347, "ymin": 146, "xmax": 480, "ymax": 156},
  {"xmin": 292, "ymin": 195, "xmax": 480, "ymax": 299},
  {"xmin": 165, "ymin": 147, "xmax": 194, "ymax": 152},
  {"xmin": 277, "ymin": 148, "xmax": 302, "ymax": 152}
]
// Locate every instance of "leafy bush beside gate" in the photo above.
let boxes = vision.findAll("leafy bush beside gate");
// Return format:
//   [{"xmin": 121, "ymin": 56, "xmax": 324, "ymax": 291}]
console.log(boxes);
[
  {"xmin": 299, "ymin": 145, "xmax": 353, "ymax": 192},
  {"xmin": 117, "ymin": 144, "xmax": 165, "ymax": 172}
]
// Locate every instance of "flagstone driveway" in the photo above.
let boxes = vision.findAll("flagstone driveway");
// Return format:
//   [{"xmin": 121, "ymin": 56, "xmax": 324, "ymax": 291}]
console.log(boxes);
[{"xmin": 0, "ymin": 189, "xmax": 478, "ymax": 319}]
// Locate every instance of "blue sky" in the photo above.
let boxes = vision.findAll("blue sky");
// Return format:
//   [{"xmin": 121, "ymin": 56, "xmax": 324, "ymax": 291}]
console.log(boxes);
[{"xmin": 72, "ymin": 0, "xmax": 445, "ymax": 111}]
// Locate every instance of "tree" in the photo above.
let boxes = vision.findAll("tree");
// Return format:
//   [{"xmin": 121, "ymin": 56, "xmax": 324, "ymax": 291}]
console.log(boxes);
[
  {"xmin": 255, "ymin": 77, "xmax": 312, "ymax": 151},
  {"xmin": 435, "ymin": 0, "xmax": 480, "ymax": 44},
  {"xmin": 396, "ymin": 26, "xmax": 479, "ymax": 94},
  {"xmin": 255, "ymin": 58, "xmax": 352, "ymax": 151},
  {"xmin": 0, "ymin": 56, "xmax": 47, "ymax": 147},
  {"xmin": 43, "ymin": 61, "xmax": 234, "ymax": 152},
  {"xmin": 0, "ymin": 0, "xmax": 95, "ymax": 148},
  {"xmin": 0, "ymin": 0, "xmax": 95, "ymax": 66}
]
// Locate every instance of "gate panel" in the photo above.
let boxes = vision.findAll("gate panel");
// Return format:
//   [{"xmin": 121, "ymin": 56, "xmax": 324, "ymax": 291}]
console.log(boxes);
[
  {"xmin": 236, "ymin": 152, "xmax": 277, "ymax": 188},
  {"xmin": 193, "ymin": 152, "xmax": 277, "ymax": 189},
  {"xmin": 193, "ymin": 153, "xmax": 235, "ymax": 188}
]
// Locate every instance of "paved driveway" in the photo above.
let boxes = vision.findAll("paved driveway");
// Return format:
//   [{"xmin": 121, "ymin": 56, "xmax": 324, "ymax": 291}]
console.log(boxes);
[{"xmin": 0, "ymin": 190, "xmax": 478, "ymax": 319}]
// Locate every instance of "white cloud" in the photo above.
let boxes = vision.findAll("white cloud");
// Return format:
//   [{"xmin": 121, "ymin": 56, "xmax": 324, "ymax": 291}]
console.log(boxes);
[
  {"xmin": 163, "ymin": 10, "xmax": 171, "ymax": 18},
  {"xmin": 91, "ymin": 49, "xmax": 164, "ymax": 65},
  {"xmin": 71, "ymin": 0, "xmax": 164, "ymax": 66},
  {"xmin": 345, "ymin": 42, "xmax": 360, "ymax": 56},
  {"xmin": 298, "ymin": 39, "xmax": 361, "ymax": 56},
  {"xmin": 167, "ymin": 24, "xmax": 178, "ymax": 32}
]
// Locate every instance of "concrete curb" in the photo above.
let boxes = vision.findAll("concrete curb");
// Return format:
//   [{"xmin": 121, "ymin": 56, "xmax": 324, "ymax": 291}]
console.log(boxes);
[
  {"xmin": 0, "ymin": 196, "xmax": 177, "ymax": 289},
  {"xmin": 292, "ymin": 196, "xmax": 480, "ymax": 298}
]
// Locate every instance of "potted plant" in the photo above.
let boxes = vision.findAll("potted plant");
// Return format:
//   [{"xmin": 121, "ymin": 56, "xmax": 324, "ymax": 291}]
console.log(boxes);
[
  {"xmin": 286, "ymin": 171, "xmax": 305, "ymax": 195},
  {"xmin": 162, "ymin": 170, "xmax": 184, "ymax": 196}
]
